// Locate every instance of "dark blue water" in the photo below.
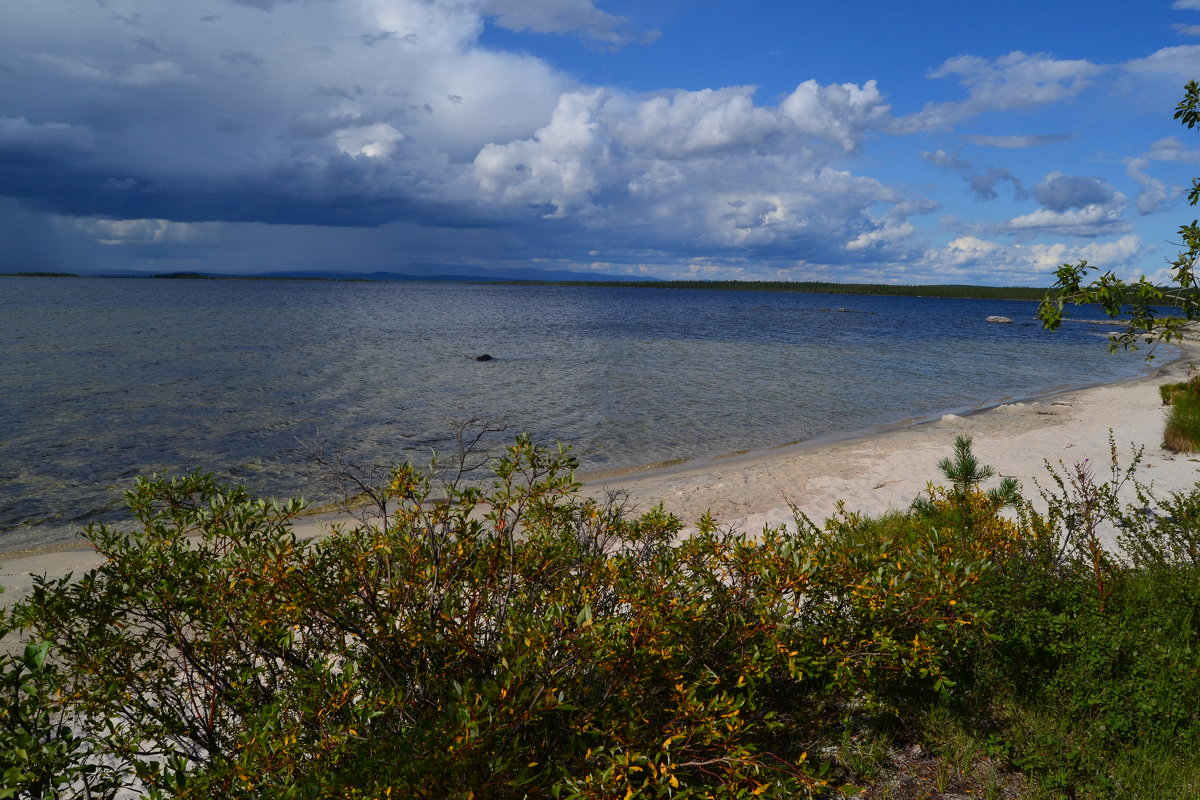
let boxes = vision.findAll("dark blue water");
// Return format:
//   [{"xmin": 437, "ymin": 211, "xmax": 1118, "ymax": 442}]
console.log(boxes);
[{"xmin": 0, "ymin": 277, "xmax": 1155, "ymax": 551}]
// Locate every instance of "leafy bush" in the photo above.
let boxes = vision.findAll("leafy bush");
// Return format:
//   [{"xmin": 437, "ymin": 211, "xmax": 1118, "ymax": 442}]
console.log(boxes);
[
  {"xmin": 1117, "ymin": 480, "xmax": 1200, "ymax": 570},
  {"xmin": 3, "ymin": 436, "xmax": 994, "ymax": 799},
  {"xmin": 932, "ymin": 442, "xmax": 1200, "ymax": 798},
  {"xmin": 792, "ymin": 506, "xmax": 990, "ymax": 704},
  {"xmin": 5, "ymin": 433, "xmax": 1200, "ymax": 798},
  {"xmin": 0, "ymin": 638, "xmax": 122, "ymax": 799}
]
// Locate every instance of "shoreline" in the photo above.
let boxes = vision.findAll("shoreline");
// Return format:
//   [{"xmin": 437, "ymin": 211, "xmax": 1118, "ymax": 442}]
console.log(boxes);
[
  {"xmin": 4, "ymin": 338, "xmax": 1198, "ymax": 607},
  {"xmin": 578, "ymin": 344, "xmax": 1173, "ymax": 487},
  {"xmin": 584, "ymin": 338, "xmax": 1199, "ymax": 538}
]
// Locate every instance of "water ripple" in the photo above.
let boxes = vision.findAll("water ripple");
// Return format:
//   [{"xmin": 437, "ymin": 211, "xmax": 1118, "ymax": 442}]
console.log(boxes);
[{"xmin": 0, "ymin": 277, "xmax": 1153, "ymax": 551}]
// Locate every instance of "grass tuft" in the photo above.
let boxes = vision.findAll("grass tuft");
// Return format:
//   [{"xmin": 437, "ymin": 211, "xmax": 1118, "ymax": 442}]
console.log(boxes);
[{"xmin": 1164, "ymin": 389, "xmax": 1200, "ymax": 451}]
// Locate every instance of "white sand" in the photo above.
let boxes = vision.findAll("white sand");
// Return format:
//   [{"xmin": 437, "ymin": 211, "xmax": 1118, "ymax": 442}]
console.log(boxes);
[{"xmin": 5, "ymin": 340, "xmax": 1199, "ymax": 609}]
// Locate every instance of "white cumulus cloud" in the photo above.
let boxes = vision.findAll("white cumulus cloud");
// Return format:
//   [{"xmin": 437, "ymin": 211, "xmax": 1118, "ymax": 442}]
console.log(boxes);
[
  {"xmin": 472, "ymin": 77, "xmax": 899, "ymax": 249},
  {"xmin": 920, "ymin": 234, "xmax": 1146, "ymax": 285},
  {"xmin": 333, "ymin": 123, "xmax": 405, "ymax": 159},
  {"xmin": 1024, "ymin": 235, "xmax": 1146, "ymax": 274},
  {"xmin": 902, "ymin": 51, "xmax": 1103, "ymax": 130},
  {"xmin": 1003, "ymin": 204, "xmax": 1130, "ymax": 238},
  {"xmin": 1124, "ymin": 44, "xmax": 1200, "ymax": 78},
  {"xmin": 474, "ymin": 90, "xmax": 611, "ymax": 218}
]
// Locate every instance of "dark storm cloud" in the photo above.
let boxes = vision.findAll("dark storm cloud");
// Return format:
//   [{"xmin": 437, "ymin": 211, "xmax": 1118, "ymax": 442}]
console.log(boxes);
[
  {"xmin": 0, "ymin": 150, "xmax": 493, "ymax": 228},
  {"xmin": 0, "ymin": 117, "xmax": 95, "ymax": 155},
  {"xmin": 997, "ymin": 172, "xmax": 1129, "ymax": 238},
  {"xmin": 921, "ymin": 149, "xmax": 1025, "ymax": 200},
  {"xmin": 0, "ymin": 0, "xmax": 1166, "ymax": 283},
  {"xmin": 0, "ymin": 0, "xmax": 584, "ymax": 230},
  {"xmin": 227, "ymin": 0, "xmax": 333, "ymax": 10},
  {"xmin": 353, "ymin": 31, "xmax": 419, "ymax": 47},
  {"xmin": 1030, "ymin": 172, "xmax": 1119, "ymax": 211},
  {"xmin": 0, "ymin": 198, "xmax": 79, "ymax": 273},
  {"xmin": 133, "ymin": 37, "xmax": 168, "ymax": 55},
  {"xmin": 315, "ymin": 85, "xmax": 363, "ymax": 101},
  {"xmin": 0, "ymin": 0, "xmax": 914, "ymax": 267},
  {"xmin": 221, "ymin": 50, "xmax": 264, "ymax": 68}
]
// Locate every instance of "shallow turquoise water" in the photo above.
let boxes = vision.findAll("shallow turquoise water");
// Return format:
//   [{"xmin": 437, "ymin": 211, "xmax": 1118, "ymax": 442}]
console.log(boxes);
[{"xmin": 0, "ymin": 277, "xmax": 1155, "ymax": 551}]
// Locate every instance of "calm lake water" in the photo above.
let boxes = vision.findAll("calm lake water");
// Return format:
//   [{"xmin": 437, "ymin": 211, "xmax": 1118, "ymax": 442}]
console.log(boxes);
[{"xmin": 0, "ymin": 277, "xmax": 1156, "ymax": 552}]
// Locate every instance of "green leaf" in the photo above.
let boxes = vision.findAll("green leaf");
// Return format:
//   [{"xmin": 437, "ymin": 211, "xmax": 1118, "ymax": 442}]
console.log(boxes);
[
  {"xmin": 21, "ymin": 640, "xmax": 49, "ymax": 672},
  {"xmin": 576, "ymin": 604, "xmax": 593, "ymax": 627}
]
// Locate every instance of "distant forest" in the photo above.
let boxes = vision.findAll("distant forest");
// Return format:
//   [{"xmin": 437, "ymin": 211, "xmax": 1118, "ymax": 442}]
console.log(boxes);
[
  {"xmin": 2, "ymin": 271, "xmax": 1054, "ymax": 300},
  {"xmin": 503, "ymin": 279, "xmax": 1051, "ymax": 301}
]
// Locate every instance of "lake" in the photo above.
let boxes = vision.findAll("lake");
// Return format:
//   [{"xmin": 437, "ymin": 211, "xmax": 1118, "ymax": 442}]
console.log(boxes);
[{"xmin": 0, "ymin": 276, "xmax": 1155, "ymax": 552}]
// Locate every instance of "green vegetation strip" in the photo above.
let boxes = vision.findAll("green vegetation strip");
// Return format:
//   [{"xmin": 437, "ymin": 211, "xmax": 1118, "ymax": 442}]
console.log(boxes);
[
  {"xmin": 3, "ymin": 434, "xmax": 1199, "ymax": 798},
  {"xmin": 500, "ymin": 279, "xmax": 1053, "ymax": 301},
  {"xmin": 0, "ymin": 272, "xmax": 1056, "ymax": 298}
]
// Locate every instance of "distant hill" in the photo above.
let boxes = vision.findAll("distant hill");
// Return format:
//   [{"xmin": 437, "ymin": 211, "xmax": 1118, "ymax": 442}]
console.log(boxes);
[
  {"xmin": 71, "ymin": 264, "xmax": 657, "ymax": 282},
  {"xmin": 369, "ymin": 263, "xmax": 657, "ymax": 282}
]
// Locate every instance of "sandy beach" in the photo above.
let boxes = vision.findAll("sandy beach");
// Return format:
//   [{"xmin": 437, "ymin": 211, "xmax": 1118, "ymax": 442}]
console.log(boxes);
[
  {"xmin": 589, "ymin": 338, "xmax": 1200, "ymax": 539},
  {"xmin": 4, "ymin": 338, "xmax": 1199, "ymax": 609}
]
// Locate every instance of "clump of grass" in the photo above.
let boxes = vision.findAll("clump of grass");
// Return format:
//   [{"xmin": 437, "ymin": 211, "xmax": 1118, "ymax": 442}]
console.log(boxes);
[
  {"xmin": 1159, "ymin": 372, "xmax": 1200, "ymax": 405},
  {"xmin": 1160, "ymin": 381, "xmax": 1187, "ymax": 405},
  {"xmin": 1159, "ymin": 373, "xmax": 1200, "ymax": 451},
  {"xmin": 1164, "ymin": 390, "xmax": 1200, "ymax": 452}
]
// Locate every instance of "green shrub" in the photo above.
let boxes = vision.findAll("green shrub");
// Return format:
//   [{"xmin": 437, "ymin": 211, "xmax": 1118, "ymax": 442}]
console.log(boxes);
[
  {"xmin": 6, "ymin": 434, "xmax": 1200, "ymax": 798},
  {"xmin": 929, "ymin": 442, "xmax": 1200, "ymax": 798},
  {"xmin": 792, "ymin": 505, "xmax": 991, "ymax": 705},
  {"xmin": 1, "ymin": 435, "xmax": 1001, "ymax": 799},
  {"xmin": 0, "ymin": 639, "xmax": 123, "ymax": 799},
  {"xmin": 962, "ymin": 559, "xmax": 1200, "ymax": 799}
]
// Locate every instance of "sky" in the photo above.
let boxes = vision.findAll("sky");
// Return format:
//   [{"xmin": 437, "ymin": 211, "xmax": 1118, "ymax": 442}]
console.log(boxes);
[{"xmin": 4, "ymin": 1, "xmax": 1200, "ymax": 284}]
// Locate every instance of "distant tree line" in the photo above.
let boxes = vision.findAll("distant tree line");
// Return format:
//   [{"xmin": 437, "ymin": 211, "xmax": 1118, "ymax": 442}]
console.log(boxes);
[{"xmin": 502, "ymin": 279, "xmax": 1052, "ymax": 301}]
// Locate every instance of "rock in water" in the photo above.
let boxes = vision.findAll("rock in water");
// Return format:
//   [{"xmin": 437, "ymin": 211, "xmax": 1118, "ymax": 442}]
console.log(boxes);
[
  {"xmin": 475, "ymin": 354, "xmax": 494, "ymax": 362},
  {"xmin": 985, "ymin": 315, "xmax": 1013, "ymax": 324}
]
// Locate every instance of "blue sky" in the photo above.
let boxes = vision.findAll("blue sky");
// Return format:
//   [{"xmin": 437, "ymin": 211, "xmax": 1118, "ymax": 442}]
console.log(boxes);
[{"xmin": 4, "ymin": 0, "xmax": 1200, "ymax": 284}]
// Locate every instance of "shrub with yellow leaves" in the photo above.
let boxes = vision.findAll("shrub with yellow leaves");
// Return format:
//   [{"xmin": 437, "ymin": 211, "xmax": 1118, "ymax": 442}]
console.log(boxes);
[{"xmin": 1, "ymin": 434, "xmax": 1025, "ymax": 798}]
